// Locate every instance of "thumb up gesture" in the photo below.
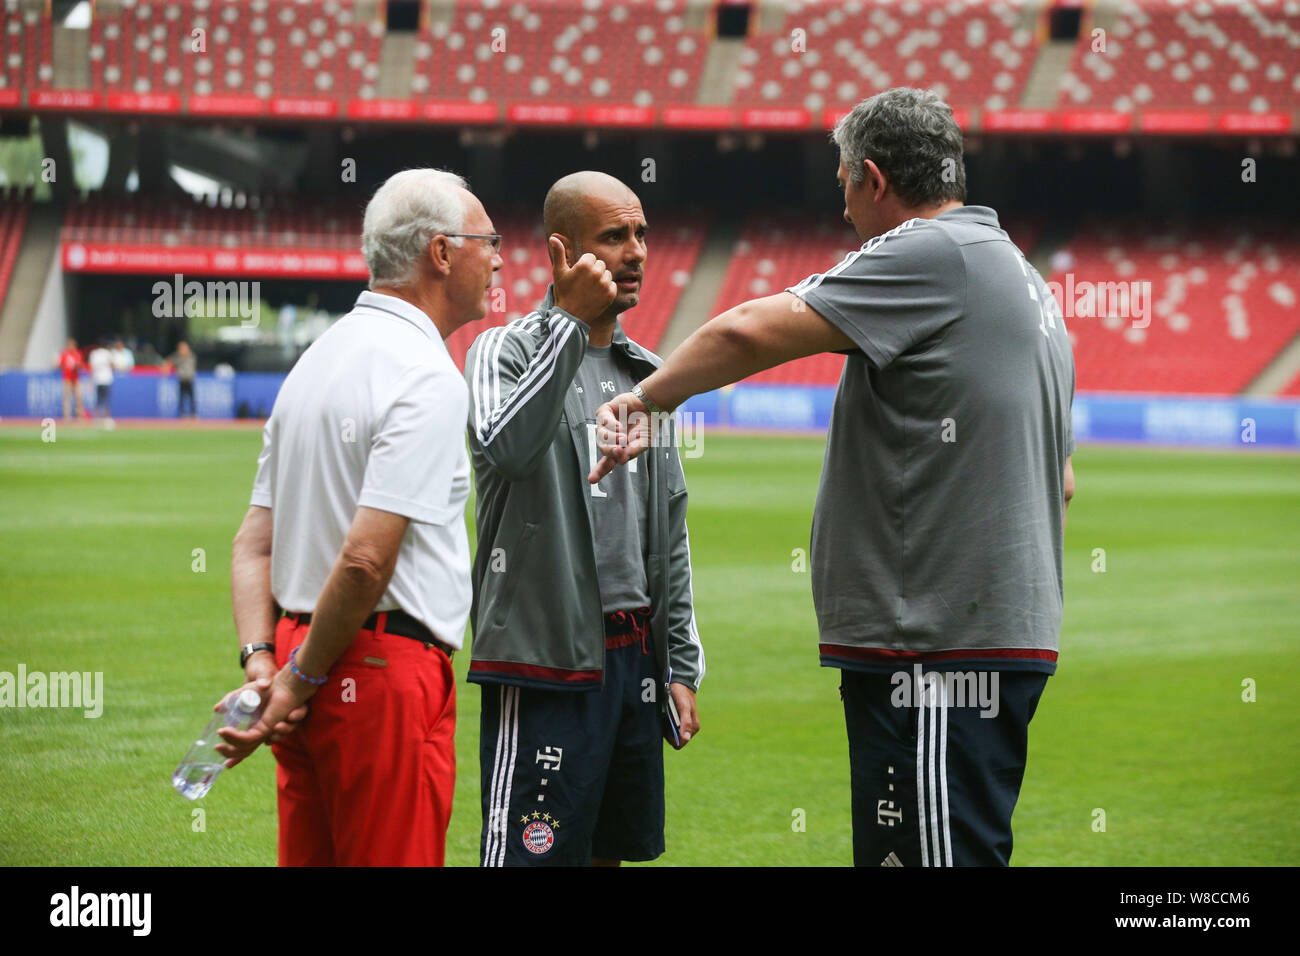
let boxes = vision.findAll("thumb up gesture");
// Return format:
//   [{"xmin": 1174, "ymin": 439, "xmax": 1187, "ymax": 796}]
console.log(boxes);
[{"xmin": 549, "ymin": 235, "xmax": 617, "ymax": 323}]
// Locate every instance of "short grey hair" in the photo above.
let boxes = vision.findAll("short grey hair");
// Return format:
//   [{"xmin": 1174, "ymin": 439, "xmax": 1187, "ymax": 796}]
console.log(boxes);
[
  {"xmin": 362, "ymin": 168, "xmax": 469, "ymax": 288},
  {"xmin": 832, "ymin": 88, "xmax": 966, "ymax": 207}
]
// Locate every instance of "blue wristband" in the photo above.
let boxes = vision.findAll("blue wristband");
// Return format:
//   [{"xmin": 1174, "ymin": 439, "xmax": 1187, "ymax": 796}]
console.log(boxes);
[{"xmin": 289, "ymin": 647, "xmax": 328, "ymax": 687}]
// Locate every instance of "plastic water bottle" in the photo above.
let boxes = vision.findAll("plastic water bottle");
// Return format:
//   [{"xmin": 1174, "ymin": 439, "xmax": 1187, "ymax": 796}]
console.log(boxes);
[{"xmin": 172, "ymin": 687, "xmax": 266, "ymax": 800}]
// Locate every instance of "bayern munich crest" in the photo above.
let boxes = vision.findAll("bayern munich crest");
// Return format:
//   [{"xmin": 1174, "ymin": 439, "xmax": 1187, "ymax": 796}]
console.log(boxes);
[{"xmin": 522, "ymin": 820, "xmax": 555, "ymax": 854}]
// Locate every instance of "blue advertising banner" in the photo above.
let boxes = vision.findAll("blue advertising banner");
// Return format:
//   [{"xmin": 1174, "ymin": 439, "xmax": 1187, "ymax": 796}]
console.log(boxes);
[
  {"xmin": 677, "ymin": 388, "xmax": 1300, "ymax": 449},
  {"xmin": 0, "ymin": 372, "xmax": 283, "ymax": 420},
  {"xmin": 3, "ymin": 372, "xmax": 1298, "ymax": 449}
]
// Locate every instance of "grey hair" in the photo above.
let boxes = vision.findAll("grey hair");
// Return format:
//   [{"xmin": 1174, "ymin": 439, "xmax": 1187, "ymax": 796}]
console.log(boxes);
[
  {"xmin": 362, "ymin": 168, "xmax": 469, "ymax": 288},
  {"xmin": 832, "ymin": 88, "xmax": 967, "ymax": 207}
]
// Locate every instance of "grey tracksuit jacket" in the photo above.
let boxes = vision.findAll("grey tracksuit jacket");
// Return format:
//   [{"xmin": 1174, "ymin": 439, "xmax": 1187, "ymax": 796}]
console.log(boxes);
[{"xmin": 464, "ymin": 286, "xmax": 704, "ymax": 695}]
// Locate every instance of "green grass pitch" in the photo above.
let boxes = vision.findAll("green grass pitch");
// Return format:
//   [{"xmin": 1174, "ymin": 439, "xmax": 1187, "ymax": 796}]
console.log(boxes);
[{"xmin": 0, "ymin": 423, "xmax": 1296, "ymax": 866}]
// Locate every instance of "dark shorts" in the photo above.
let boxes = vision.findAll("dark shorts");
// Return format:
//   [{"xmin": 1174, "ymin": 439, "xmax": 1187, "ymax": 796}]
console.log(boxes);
[
  {"xmin": 479, "ymin": 629, "xmax": 665, "ymax": 866},
  {"xmin": 840, "ymin": 666, "xmax": 1048, "ymax": 867},
  {"xmin": 95, "ymin": 384, "xmax": 110, "ymax": 408}
]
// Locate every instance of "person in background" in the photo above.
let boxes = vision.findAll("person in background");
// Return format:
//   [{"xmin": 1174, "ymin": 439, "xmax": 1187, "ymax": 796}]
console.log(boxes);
[
  {"xmin": 278, "ymin": 302, "xmax": 298, "ymax": 359},
  {"xmin": 137, "ymin": 343, "xmax": 162, "ymax": 367},
  {"xmin": 57, "ymin": 337, "xmax": 86, "ymax": 421},
  {"xmin": 87, "ymin": 340, "xmax": 114, "ymax": 422},
  {"xmin": 111, "ymin": 338, "xmax": 135, "ymax": 376},
  {"xmin": 169, "ymin": 341, "xmax": 198, "ymax": 418}
]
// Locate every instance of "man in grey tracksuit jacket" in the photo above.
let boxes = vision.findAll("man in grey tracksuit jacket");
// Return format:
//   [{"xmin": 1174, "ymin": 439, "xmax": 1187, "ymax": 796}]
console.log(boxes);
[
  {"xmin": 466, "ymin": 171, "xmax": 703, "ymax": 866},
  {"xmin": 465, "ymin": 287, "xmax": 703, "ymax": 692}
]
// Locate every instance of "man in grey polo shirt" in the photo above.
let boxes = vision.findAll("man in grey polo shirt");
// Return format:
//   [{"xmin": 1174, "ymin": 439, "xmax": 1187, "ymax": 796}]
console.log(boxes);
[{"xmin": 592, "ymin": 88, "xmax": 1075, "ymax": 866}]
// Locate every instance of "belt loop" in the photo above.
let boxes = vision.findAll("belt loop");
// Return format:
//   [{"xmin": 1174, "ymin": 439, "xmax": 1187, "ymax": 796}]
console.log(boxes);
[{"xmin": 374, "ymin": 611, "xmax": 388, "ymax": 640}]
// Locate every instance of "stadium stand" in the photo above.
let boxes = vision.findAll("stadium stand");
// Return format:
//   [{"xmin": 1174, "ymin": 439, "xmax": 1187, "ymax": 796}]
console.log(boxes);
[
  {"xmin": 1050, "ymin": 220, "xmax": 1300, "ymax": 394},
  {"xmin": 732, "ymin": 0, "xmax": 1041, "ymax": 114},
  {"xmin": 62, "ymin": 192, "xmax": 364, "ymax": 249},
  {"xmin": 1056, "ymin": 0, "xmax": 1300, "ymax": 113},
  {"xmin": 2, "ymin": 0, "xmax": 49, "ymax": 93},
  {"xmin": 0, "ymin": 187, "xmax": 33, "ymax": 315},
  {"xmin": 53, "ymin": 194, "xmax": 1300, "ymax": 396},
  {"xmin": 60, "ymin": 194, "xmax": 704, "ymax": 364},
  {"xmin": 1279, "ymin": 366, "xmax": 1300, "ymax": 396},
  {"xmin": 87, "ymin": 0, "xmax": 383, "ymax": 103},
  {"xmin": 7, "ymin": 1, "xmax": 1298, "ymax": 396},
  {"xmin": 7, "ymin": 0, "xmax": 1299, "ymax": 129},
  {"xmin": 709, "ymin": 210, "xmax": 858, "ymax": 385},
  {"xmin": 408, "ymin": 0, "xmax": 710, "ymax": 107}
]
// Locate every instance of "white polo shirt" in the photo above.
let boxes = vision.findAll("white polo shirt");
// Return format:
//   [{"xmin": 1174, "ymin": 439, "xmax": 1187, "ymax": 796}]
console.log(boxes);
[{"xmin": 250, "ymin": 290, "xmax": 472, "ymax": 647}]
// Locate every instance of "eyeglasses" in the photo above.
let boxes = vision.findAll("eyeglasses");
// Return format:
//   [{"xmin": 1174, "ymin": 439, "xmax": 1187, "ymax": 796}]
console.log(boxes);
[{"xmin": 441, "ymin": 233, "xmax": 503, "ymax": 253}]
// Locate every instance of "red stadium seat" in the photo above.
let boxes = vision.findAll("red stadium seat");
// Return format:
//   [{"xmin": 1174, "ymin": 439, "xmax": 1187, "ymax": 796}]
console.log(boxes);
[
  {"xmin": 2, "ymin": 0, "xmax": 50, "ymax": 93},
  {"xmin": 1056, "ymin": 0, "xmax": 1300, "ymax": 113},
  {"xmin": 734, "ymin": 0, "xmax": 1041, "ymax": 114},
  {"xmin": 84, "ymin": 0, "xmax": 381, "ymax": 103},
  {"xmin": 13, "ymin": 0, "xmax": 1300, "ymax": 122},
  {"xmin": 707, "ymin": 209, "xmax": 859, "ymax": 385},
  {"xmin": 0, "ymin": 186, "xmax": 33, "ymax": 316},
  {"xmin": 407, "ymin": 0, "xmax": 709, "ymax": 107},
  {"xmin": 63, "ymin": 191, "xmax": 364, "ymax": 249},
  {"xmin": 1050, "ymin": 219, "xmax": 1300, "ymax": 394}
]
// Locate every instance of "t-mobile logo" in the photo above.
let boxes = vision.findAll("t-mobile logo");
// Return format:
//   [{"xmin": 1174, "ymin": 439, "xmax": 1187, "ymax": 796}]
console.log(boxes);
[{"xmin": 535, "ymin": 747, "xmax": 563, "ymax": 771}]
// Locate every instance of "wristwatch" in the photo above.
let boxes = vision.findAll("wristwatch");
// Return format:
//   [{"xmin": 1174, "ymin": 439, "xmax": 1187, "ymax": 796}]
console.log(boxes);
[
  {"xmin": 240, "ymin": 642, "xmax": 276, "ymax": 669},
  {"xmin": 632, "ymin": 382, "xmax": 664, "ymax": 414}
]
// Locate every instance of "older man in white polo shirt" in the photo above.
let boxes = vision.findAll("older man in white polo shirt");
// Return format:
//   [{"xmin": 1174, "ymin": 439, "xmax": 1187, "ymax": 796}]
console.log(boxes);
[
  {"xmin": 217, "ymin": 167, "xmax": 620, "ymax": 867},
  {"xmin": 216, "ymin": 168, "xmax": 496, "ymax": 867}
]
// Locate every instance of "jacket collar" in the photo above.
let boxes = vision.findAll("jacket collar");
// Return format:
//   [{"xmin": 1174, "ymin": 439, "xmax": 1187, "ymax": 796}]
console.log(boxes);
[{"xmin": 540, "ymin": 285, "xmax": 662, "ymax": 371}]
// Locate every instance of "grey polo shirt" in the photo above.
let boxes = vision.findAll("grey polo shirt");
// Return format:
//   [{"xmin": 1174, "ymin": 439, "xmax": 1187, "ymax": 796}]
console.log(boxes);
[{"xmin": 788, "ymin": 206, "xmax": 1075, "ymax": 673}]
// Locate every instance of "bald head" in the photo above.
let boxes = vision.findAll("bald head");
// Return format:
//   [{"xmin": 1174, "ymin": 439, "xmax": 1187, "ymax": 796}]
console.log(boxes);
[
  {"xmin": 543, "ymin": 171, "xmax": 639, "ymax": 244},
  {"xmin": 542, "ymin": 170, "xmax": 648, "ymax": 320}
]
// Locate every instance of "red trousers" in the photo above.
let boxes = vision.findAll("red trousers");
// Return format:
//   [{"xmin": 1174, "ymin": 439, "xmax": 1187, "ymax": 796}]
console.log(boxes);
[{"xmin": 271, "ymin": 613, "xmax": 456, "ymax": 866}]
